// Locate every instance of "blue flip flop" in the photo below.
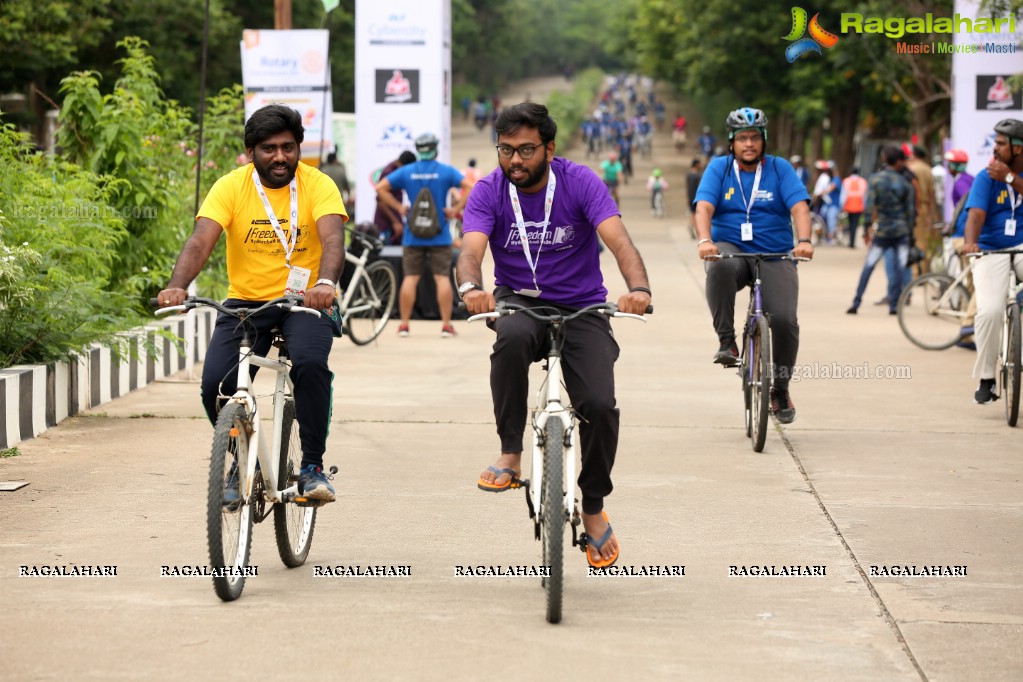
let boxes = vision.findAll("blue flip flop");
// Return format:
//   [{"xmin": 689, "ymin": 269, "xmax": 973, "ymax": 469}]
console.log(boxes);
[
  {"xmin": 477, "ymin": 466, "xmax": 522, "ymax": 493},
  {"xmin": 583, "ymin": 511, "xmax": 620, "ymax": 568}
]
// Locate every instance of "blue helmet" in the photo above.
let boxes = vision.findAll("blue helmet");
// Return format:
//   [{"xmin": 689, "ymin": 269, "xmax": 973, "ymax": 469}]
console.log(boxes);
[{"xmin": 726, "ymin": 107, "xmax": 768, "ymax": 141}]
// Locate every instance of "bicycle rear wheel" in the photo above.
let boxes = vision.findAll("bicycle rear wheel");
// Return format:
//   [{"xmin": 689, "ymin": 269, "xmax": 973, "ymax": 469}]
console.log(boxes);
[
  {"xmin": 897, "ymin": 273, "xmax": 970, "ymax": 350},
  {"xmin": 751, "ymin": 317, "xmax": 772, "ymax": 453},
  {"xmin": 541, "ymin": 417, "xmax": 565, "ymax": 624},
  {"xmin": 1003, "ymin": 303, "xmax": 1021, "ymax": 426},
  {"xmin": 274, "ymin": 398, "xmax": 317, "ymax": 566},
  {"xmin": 742, "ymin": 335, "xmax": 753, "ymax": 438},
  {"xmin": 653, "ymin": 191, "xmax": 664, "ymax": 218},
  {"xmin": 207, "ymin": 403, "xmax": 254, "ymax": 601},
  {"xmin": 344, "ymin": 260, "xmax": 397, "ymax": 345}
]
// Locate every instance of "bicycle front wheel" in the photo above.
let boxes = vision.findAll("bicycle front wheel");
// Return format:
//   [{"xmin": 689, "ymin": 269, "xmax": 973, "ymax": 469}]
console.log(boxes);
[
  {"xmin": 541, "ymin": 417, "xmax": 565, "ymax": 624},
  {"xmin": 208, "ymin": 403, "xmax": 254, "ymax": 601},
  {"xmin": 751, "ymin": 317, "xmax": 772, "ymax": 453},
  {"xmin": 897, "ymin": 273, "xmax": 970, "ymax": 350},
  {"xmin": 274, "ymin": 398, "xmax": 317, "ymax": 566},
  {"xmin": 1003, "ymin": 303, "xmax": 1021, "ymax": 427},
  {"xmin": 344, "ymin": 260, "xmax": 397, "ymax": 345}
]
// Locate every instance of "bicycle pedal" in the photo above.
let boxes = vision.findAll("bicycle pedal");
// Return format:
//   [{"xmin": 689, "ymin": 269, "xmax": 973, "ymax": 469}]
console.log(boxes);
[{"xmin": 294, "ymin": 496, "xmax": 332, "ymax": 508}]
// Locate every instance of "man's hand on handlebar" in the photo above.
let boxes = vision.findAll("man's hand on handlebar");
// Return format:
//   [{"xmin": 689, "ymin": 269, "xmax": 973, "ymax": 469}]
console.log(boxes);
[
  {"xmin": 303, "ymin": 283, "xmax": 336, "ymax": 311},
  {"xmin": 793, "ymin": 240, "xmax": 814, "ymax": 260},
  {"xmin": 698, "ymin": 240, "xmax": 719, "ymax": 260},
  {"xmin": 156, "ymin": 287, "xmax": 188, "ymax": 308},
  {"xmin": 462, "ymin": 288, "xmax": 495, "ymax": 315},
  {"xmin": 617, "ymin": 290, "xmax": 651, "ymax": 315}
]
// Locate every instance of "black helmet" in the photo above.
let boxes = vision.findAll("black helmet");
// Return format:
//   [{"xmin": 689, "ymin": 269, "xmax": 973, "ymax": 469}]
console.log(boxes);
[
  {"xmin": 994, "ymin": 119, "xmax": 1023, "ymax": 144},
  {"xmin": 725, "ymin": 107, "xmax": 768, "ymax": 141},
  {"xmin": 415, "ymin": 132, "xmax": 439, "ymax": 159}
]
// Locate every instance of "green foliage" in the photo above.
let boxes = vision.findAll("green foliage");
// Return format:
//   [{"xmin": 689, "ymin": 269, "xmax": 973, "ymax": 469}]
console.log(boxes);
[
  {"xmin": 545, "ymin": 68, "xmax": 606, "ymax": 151},
  {"xmin": 0, "ymin": 447, "xmax": 21, "ymax": 458},
  {"xmin": 0, "ymin": 121, "xmax": 143, "ymax": 367},
  {"xmin": 58, "ymin": 37, "xmax": 197, "ymax": 300}
]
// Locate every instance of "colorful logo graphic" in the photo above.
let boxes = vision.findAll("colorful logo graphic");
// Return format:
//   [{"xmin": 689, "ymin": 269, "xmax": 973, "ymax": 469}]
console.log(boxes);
[{"xmin": 783, "ymin": 7, "xmax": 839, "ymax": 62}]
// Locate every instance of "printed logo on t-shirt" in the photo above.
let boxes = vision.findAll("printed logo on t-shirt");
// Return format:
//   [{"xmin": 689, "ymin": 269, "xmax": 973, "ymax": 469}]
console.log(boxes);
[
  {"xmin": 243, "ymin": 219, "xmax": 307, "ymax": 254},
  {"xmin": 502, "ymin": 222, "xmax": 576, "ymax": 250}
]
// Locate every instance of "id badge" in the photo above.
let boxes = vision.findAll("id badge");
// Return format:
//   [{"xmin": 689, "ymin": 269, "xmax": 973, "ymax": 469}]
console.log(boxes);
[
  {"xmin": 740, "ymin": 222, "xmax": 754, "ymax": 241},
  {"xmin": 284, "ymin": 265, "xmax": 311, "ymax": 297},
  {"xmin": 515, "ymin": 288, "xmax": 542, "ymax": 298},
  {"xmin": 1006, "ymin": 218, "xmax": 1017, "ymax": 237}
]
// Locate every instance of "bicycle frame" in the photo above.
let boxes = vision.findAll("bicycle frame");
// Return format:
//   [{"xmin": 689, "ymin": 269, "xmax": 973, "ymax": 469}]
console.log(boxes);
[
  {"xmin": 529, "ymin": 323, "xmax": 577, "ymax": 533},
  {"xmin": 233, "ymin": 341, "xmax": 297, "ymax": 507}
]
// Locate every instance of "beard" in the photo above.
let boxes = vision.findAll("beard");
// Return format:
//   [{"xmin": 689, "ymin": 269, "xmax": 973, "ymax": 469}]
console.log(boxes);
[
  {"xmin": 253, "ymin": 155, "xmax": 298, "ymax": 189},
  {"xmin": 503, "ymin": 155, "xmax": 549, "ymax": 191}
]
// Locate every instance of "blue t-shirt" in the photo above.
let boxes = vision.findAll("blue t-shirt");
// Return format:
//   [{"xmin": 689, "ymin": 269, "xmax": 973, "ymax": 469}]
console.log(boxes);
[
  {"xmin": 384, "ymin": 160, "xmax": 464, "ymax": 247},
  {"xmin": 462, "ymin": 157, "xmax": 619, "ymax": 307},
  {"xmin": 965, "ymin": 169, "xmax": 1023, "ymax": 250},
  {"xmin": 828, "ymin": 174, "xmax": 842, "ymax": 206},
  {"xmin": 694, "ymin": 154, "xmax": 809, "ymax": 253}
]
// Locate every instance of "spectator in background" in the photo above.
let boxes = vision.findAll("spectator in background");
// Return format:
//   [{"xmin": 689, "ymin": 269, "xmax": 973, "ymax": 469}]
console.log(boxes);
[
  {"xmin": 812, "ymin": 160, "xmax": 840, "ymax": 243},
  {"xmin": 932, "ymin": 153, "xmax": 947, "ymax": 216},
  {"xmin": 846, "ymin": 146, "xmax": 914, "ymax": 316},
  {"xmin": 372, "ymin": 150, "xmax": 418, "ymax": 245},
  {"xmin": 672, "ymin": 113, "xmax": 687, "ymax": 152},
  {"xmin": 374, "ymin": 133, "xmax": 472, "ymax": 338},
  {"xmin": 698, "ymin": 126, "xmax": 716, "ymax": 161},
  {"xmin": 945, "ymin": 148, "xmax": 976, "ymax": 349},
  {"xmin": 790, "ymin": 155, "xmax": 810, "ymax": 192},
  {"xmin": 321, "ymin": 152, "xmax": 351, "ymax": 206},
  {"xmin": 840, "ymin": 166, "xmax": 868, "ymax": 248},
  {"xmin": 908, "ymin": 145, "xmax": 937, "ymax": 271},
  {"xmin": 686, "ymin": 158, "xmax": 704, "ymax": 239}
]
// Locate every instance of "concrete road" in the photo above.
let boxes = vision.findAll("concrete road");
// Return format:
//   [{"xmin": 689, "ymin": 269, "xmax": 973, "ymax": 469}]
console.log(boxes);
[{"xmin": 1, "ymin": 76, "xmax": 1020, "ymax": 681}]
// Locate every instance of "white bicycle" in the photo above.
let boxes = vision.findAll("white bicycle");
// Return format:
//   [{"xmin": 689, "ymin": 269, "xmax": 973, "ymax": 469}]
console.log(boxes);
[
  {"xmin": 155, "ymin": 296, "xmax": 335, "ymax": 601},
  {"xmin": 469, "ymin": 301, "xmax": 648, "ymax": 623}
]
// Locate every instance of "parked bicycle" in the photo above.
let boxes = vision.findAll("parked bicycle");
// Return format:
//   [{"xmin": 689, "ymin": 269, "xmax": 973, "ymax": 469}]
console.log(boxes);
[
  {"xmin": 468, "ymin": 301, "xmax": 649, "ymax": 624},
  {"xmin": 155, "ymin": 296, "xmax": 335, "ymax": 600},
  {"xmin": 708, "ymin": 253, "xmax": 806, "ymax": 451},
  {"xmin": 898, "ymin": 248, "xmax": 1023, "ymax": 425},
  {"xmin": 339, "ymin": 226, "xmax": 397, "ymax": 345}
]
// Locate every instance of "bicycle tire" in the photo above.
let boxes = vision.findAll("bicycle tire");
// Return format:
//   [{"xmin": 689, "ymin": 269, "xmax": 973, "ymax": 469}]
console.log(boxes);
[
  {"xmin": 1004, "ymin": 303, "xmax": 1021, "ymax": 427},
  {"xmin": 751, "ymin": 317, "xmax": 772, "ymax": 453},
  {"xmin": 541, "ymin": 417, "xmax": 565, "ymax": 624},
  {"xmin": 207, "ymin": 403, "xmax": 254, "ymax": 601},
  {"xmin": 742, "ymin": 334, "xmax": 753, "ymax": 438},
  {"xmin": 344, "ymin": 260, "xmax": 397, "ymax": 345},
  {"xmin": 274, "ymin": 398, "xmax": 317, "ymax": 567},
  {"xmin": 897, "ymin": 273, "xmax": 970, "ymax": 350},
  {"xmin": 653, "ymin": 191, "xmax": 664, "ymax": 218}
]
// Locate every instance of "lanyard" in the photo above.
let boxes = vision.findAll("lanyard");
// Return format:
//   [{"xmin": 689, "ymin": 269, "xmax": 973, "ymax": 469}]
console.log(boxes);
[
  {"xmin": 251, "ymin": 169, "xmax": 299, "ymax": 267},
  {"xmin": 732, "ymin": 160, "xmax": 762, "ymax": 224},
  {"xmin": 1008, "ymin": 184, "xmax": 1022, "ymax": 220},
  {"xmin": 508, "ymin": 170, "xmax": 556, "ymax": 291}
]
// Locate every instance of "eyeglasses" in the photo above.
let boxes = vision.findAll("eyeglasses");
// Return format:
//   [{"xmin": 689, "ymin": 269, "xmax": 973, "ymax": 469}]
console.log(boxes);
[
  {"xmin": 495, "ymin": 142, "xmax": 546, "ymax": 159},
  {"xmin": 732, "ymin": 133, "xmax": 762, "ymax": 144}
]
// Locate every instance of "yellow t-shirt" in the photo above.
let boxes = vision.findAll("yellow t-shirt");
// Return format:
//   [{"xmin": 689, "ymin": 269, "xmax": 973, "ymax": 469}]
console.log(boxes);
[{"xmin": 198, "ymin": 162, "xmax": 348, "ymax": 301}]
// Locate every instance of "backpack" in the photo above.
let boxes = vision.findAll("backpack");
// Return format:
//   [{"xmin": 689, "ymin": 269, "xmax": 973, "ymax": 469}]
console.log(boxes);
[{"xmin": 408, "ymin": 186, "xmax": 441, "ymax": 238}]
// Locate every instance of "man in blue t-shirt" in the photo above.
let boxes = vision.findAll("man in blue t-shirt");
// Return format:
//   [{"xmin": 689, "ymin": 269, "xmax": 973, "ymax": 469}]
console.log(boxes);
[
  {"xmin": 375, "ymin": 133, "xmax": 473, "ymax": 338},
  {"xmin": 694, "ymin": 107, "xmax": 813, "ymax": 423},
  {"xmin": 962, "ymin": 118, "xmax": 1023, "ymax": 404},
  {"xmin": 457, "ymin": 102, "xmax": 651, "ymax": 570}
]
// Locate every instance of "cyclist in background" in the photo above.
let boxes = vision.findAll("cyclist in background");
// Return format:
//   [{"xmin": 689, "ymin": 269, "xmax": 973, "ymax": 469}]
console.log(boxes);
[
  {"xmin": 646, "ymin": 167, "xmax": 668, "ymax": 216},
  {"xmin": 600, "ymin": 150, "xmax": 624, "ymax": 204},
  {"xmin": 457, "ymin": 102, "xmax": 651, "ymax": 568},
  {"xmin": 157, "ymin": 104, "xmax": 347, "ymax": 502},
  {"xmin": 962, "ymin": 118, "xmax": 1023, "ymax": 404},
  {"xmin": 694, "ymin": 107, "xmax": 813, "ymax": 423}
]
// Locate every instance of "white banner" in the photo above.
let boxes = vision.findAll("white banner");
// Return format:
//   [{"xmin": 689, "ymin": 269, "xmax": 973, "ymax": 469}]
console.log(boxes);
[
  {"xmin": 354, "ymin": 0, "xmax": 451, "ymax": 223},
  {"xmin": 241, "ymin": 29, "xmax": 334, "ymax": 164},
  {"xmin": 951, "ymin": 0, "xmax": 1023, "ymax": 178}
]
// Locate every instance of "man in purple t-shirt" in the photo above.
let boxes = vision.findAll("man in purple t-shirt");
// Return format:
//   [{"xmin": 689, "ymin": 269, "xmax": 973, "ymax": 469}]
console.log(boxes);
[{"xmin": 456, "ymin": 102, "xmax": 651, "ymax": 569}]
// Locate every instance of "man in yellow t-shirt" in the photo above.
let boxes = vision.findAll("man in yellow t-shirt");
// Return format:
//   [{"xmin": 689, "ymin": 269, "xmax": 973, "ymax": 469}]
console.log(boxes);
[{"xmin": 158, "ymin": 104, "xmax": 347, "ymax": 502}]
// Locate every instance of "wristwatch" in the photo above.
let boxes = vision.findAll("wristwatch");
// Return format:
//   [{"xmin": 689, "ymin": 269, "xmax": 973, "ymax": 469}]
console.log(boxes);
[
  {"xmin": 314, "ymin": 278, "xmax": 336, "ymax": 289},
  {"xmin": 457, "ymin": 281, "xmax": 482, "ymax": 299},
  {"xmin": 1007, "ymin": 172, "xmax": 1016, "ymax": 185}
]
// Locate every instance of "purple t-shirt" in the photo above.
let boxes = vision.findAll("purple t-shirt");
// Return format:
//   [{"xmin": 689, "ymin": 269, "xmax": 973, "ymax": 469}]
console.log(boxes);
[{"xmin": 462, "ymin": 157, "xmax": 619, "ymax": 306}]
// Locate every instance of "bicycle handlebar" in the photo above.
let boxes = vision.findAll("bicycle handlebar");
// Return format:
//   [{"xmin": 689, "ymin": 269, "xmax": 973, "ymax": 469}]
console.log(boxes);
[
  {"xmin": 965, "ymin": 248, "xmax": 1023, "ymax": 259},
  {"xmin": 706, "ymin": 252, "xmax": 810, "ymax": 262},
  {"xmin": 150, "ymin": 295, "xmax": 322, "ymax": 319},
  {"xmin": 467, "ymin": 301, "xmax": 651, "ymax": 324}
]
